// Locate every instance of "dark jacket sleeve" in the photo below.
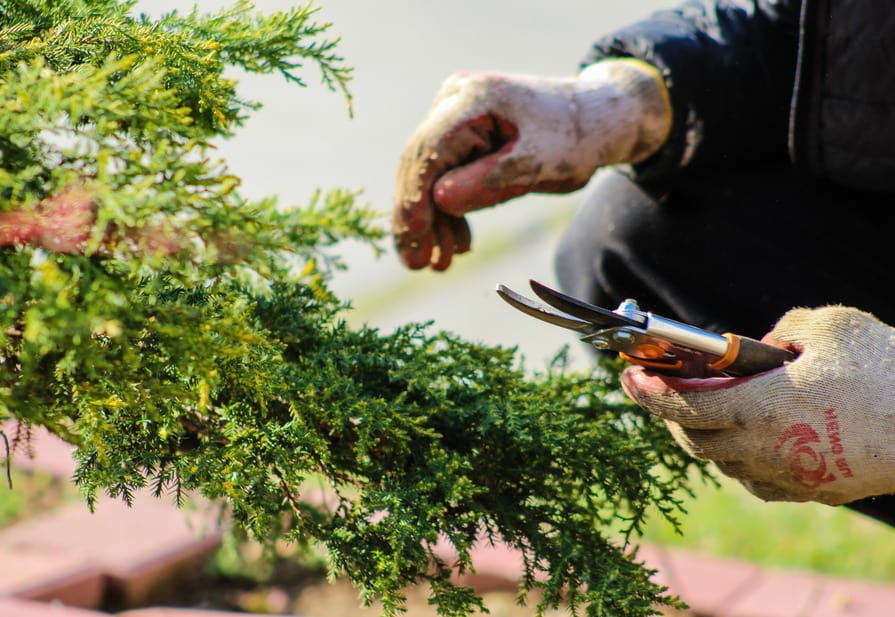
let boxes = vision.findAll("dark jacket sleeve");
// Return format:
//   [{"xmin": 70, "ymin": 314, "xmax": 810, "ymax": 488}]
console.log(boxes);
[{"xmin": 582, "ymin": 0, "xmax": 799, "ymax": 181}]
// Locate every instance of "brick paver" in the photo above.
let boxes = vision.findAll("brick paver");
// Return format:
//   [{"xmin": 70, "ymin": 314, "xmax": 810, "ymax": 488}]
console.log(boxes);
[
  {"xmin": 0, "ymin": 545, "xmax": 103, "ymax": 608},
  {"xmin": 804, "ymin": 576, "xmax": 895, "ymax": 617},
  {"xmin": 0, "ymin": 493, "xmax": 225, "ymax": 610},
  {"xmin": 117, "ymin": 610, "xmax": 290, "ymax": 617},
  {"xmin": 647, "ymin": 546, "xmax": 764, "ymax": 615},
  {"xmin": 0, "ymin": 597, "xmax": 106, "ymax": 617},
  {"xmin": 719, "ymin": 569, "xmax": 821, "ymax": 617},
  {"xmin": 444, "ymin": 538, "xmax": 527, "ymax": 592}
]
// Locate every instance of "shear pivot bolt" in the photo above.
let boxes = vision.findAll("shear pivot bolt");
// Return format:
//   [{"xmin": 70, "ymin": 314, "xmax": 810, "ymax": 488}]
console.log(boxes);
[
  {"xmin": 590, "ymin": 337, "xmax": 611, "ymax": 350},
  {"xmin": 612, "ymin": 331, "xmax": 635, "ymax": 344}
]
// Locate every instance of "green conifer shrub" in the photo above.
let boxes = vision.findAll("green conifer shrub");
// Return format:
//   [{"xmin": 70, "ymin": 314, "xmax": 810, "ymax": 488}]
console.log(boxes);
[{"xmin": 0, "ymin": 2, "xmax": 711, "ymax": 615}]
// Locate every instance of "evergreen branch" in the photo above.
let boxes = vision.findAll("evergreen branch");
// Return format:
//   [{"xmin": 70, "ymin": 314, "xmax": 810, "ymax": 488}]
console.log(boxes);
[
  {"xmin": 0, "ymin": 2, "xmax": 711, "ymax": 616},
  {"xmin": 1, "ymin": 430, "xmax": 11, "ymax": 489},
  {"xmin": 155, "ymin": 0, "xmax": 354, "ymax": 116}
]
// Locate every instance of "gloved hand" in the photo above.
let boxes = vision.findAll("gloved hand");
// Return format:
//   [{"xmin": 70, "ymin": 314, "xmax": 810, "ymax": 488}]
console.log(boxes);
[
  {"xmin": 393, "ymin": 59, "xmax": 672, "ymax": 270},
  {"xmin": 621, "ymin": 306, "xmax": 895, "ymax": 506}
]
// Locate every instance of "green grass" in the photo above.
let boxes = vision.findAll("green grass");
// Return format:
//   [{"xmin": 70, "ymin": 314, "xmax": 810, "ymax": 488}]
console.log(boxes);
[
  {"xmin": 632, "ymin": 473, "xmax": 895, "ymax": 581},
  {"xmin": 0, "ymin": 477, "xmax": 24, "ymax": 527},
  {"xmin": 0, "ymin": 469, "xmax": 80, "ymax": 528}
]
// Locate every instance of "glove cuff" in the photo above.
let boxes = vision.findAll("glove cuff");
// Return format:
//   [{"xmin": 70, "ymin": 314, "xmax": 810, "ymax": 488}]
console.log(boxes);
[{"xmin": 577, "ymin": 59, "xmax": 672, "ymax": 163}]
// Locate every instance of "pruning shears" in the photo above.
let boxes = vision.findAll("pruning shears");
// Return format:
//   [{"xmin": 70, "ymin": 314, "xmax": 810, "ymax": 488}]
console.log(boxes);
[{"xmin": 496, "ymin": 280, "xmax": 796, "ymax": 377}]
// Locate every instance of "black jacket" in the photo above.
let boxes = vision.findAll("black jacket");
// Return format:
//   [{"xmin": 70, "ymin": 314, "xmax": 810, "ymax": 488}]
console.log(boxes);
[{"xmin": 584, "ymin": 0, "xmax": 895, "ymax": 192}]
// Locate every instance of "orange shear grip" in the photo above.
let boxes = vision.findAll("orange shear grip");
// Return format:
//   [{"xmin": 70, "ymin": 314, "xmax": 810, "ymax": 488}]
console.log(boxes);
[
  {"xmin": 708, "ymin": 333, "xmax": 739, "ymax": 371},
  {"xmin": 620, "ymin": 352, "xmax": 684, "ymax": 371}
]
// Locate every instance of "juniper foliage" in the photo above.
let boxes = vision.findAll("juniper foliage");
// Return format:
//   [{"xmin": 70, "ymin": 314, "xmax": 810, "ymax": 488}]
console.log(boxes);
[{"xmin": 0, "ymin": 2, "xmax": 710, "ymax": 615}]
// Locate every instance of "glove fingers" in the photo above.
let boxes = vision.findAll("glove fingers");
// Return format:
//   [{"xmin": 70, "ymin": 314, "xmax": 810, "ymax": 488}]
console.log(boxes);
[
  {"xmin": 740, "ymin": 480, "xmax": 814, "ymax": 503},
  {"xmin": 714, "ymin": 459, "xmax": 752, "ymax": 481},
  {"xmin": 433, "ymin": 157, "xmax": 530, "ymax": 215},
  {"xmin": 394, "ymin": 112, "xmax": 511, "ymax": 267},
  {"xmin": 393, "ymin": 134, "xmax": 437, "ymax": 268},
  {"xmin": 770, "ymin": 305, "xmax": 882, "ymax": 349},
  {"xmin": 622, "ymin": 366, "xmax": 757, "ymax": 429},
  {"xmin": 452, "ymin": 214, "xmax": 471, "ymax": 254},
  {"xmin": 432, "ymin": 115, "xmax": 527, "ymax": 216},
  {"xmin": 393, "ymin": 218, "xmax": 434, "ymax": 269},
  {"xmin": 665, "ymin": 422, "xmax": 737, "ymax": 461},
  {"xmin": 426, "ymin": 213, "xmax": 472, "ymax": 271},
  {"xmin": 432, "ymin": 214, "xmax": 465, "ymax": 268},
  {"xmin": 428, "ymin": 213, "xmax": 455, "ymax": 271}
]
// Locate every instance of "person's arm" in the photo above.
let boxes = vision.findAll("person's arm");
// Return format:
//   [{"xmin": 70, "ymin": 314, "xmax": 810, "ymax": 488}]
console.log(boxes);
[
  {"xmin": 393, "ymin": 0, "xmax": 800, "ymax": 271},
  {"xmin": 583, "ymin": 0, "xmax": 799, "ymax": 180}
]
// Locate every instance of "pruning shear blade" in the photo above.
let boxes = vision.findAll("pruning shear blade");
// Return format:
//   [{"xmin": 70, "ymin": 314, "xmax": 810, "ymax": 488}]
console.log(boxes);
[
  {"xmin": 528, "ymin": 279, "xmax": 643, "ymax": 329},
  {"xmin": 494, "ymin": 284, "xmax": 594, "ymax": 332}
]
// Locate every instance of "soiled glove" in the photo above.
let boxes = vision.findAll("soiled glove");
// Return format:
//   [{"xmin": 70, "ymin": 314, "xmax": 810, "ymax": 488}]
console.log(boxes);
[
  {"xmin": 393, "ymin": 59, "xmax": 671, "ymax": 270},
  {"xmin": 621, "ymin": 306, "xmax": 895, "ymax": 505}
]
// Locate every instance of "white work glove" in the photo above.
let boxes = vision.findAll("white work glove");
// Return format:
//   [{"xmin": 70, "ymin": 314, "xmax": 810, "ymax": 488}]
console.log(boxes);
[
  {"xmin": 622, "ymin": 306, "xmax": 895, "ymax": 506},
  {"xmin": 393, "ymin": 59, "xmax": 672, "ymax": 270}
]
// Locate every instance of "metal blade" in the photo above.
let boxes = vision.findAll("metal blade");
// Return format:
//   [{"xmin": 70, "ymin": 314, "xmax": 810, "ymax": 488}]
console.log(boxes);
[
  {"xmin": 528, "ymin": 280, "xmax": 643, "ymax": 328},
  {"xmin": 495, "ymin": 284, "xmax": 594, "ymax": 332}
]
